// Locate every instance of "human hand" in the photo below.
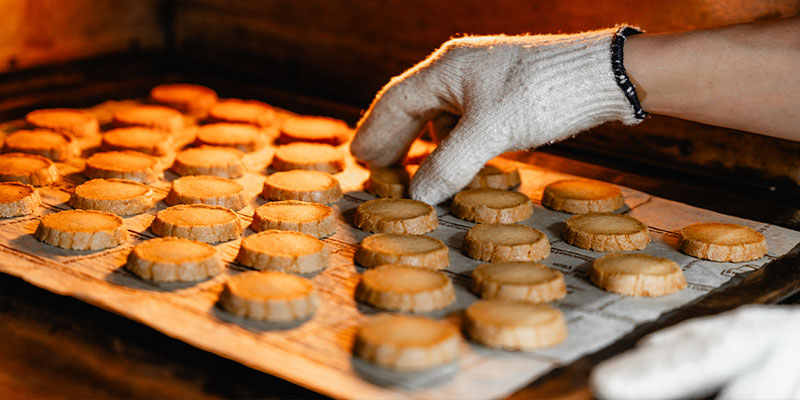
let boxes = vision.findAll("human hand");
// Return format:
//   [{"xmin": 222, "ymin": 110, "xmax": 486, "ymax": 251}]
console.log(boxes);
[
  {"xmin": 350, "ymin": 27, "xmax": 646, "ymax": 204},
  {"xmin": 590, "ymin": 305, "xmax": 800, "ymax": 400}
]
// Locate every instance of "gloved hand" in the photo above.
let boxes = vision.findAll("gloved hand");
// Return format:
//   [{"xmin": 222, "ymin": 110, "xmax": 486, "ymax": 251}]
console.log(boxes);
[
  {"xmin": 590, "ymin": 305, "xmax": 800, "ymax": 400},
  {"xmin": 350, "ymin": 26, "xmax": 646, "ymax": 204}
]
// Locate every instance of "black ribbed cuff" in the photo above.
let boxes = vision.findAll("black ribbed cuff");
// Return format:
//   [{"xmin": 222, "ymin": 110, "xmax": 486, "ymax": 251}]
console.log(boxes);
[{"xmin": 611, "ymin": 26, "xmax": 647, "ymax": 120}]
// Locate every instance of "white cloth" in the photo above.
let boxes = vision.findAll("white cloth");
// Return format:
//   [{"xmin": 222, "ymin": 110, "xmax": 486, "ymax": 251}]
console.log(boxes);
[{"xmin": 350, "ymin": 27, "xmax": 642, "ymax": 204}]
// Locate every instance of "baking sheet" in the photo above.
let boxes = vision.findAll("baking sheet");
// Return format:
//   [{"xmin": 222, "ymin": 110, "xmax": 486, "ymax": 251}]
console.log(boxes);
[{"xmin": 1, "ymin": 102, "xmax": 799, "ymax": 399}]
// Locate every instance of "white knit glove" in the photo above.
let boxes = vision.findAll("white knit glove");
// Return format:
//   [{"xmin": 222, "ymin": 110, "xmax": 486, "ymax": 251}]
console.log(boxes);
[
  {"xmin": 590, "ymin": 305, "xmax": 800, "ymax": 400},
  {"xmin": 350, "ymin": 26, "xmax": 646, "ymax": 204}
]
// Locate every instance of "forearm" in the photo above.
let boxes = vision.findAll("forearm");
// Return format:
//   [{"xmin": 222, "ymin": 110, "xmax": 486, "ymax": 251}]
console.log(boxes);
[{"xmin": 624, "ymin": 17, "xmax": 800, "ymax": 141}]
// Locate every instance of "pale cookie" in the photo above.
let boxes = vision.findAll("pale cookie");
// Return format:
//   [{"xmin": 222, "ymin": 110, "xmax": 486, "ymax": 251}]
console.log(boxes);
[
  {"xmin": 364, "ymin": 166, "xmax": 410, "ymax": 199},
  {"xmin": 403, "ymin": 139, "xmax": 436, "ymax": 165},
  {"xmin": 149, "ymin": 83, "xmax": 218, "ymax": 114},
  {"xmin": 3, "ymin": 129, "xmax": 78, "ymax": 161},
  {"xmin": 151, "ymin": 204, "xmax": 242, "ymax": 243},
  {"xmin": 196, "ymin": 123, "xmax": 266, "ymax": 152},
  {"xmin": 207, "ymin": 99, "xmax": 276, "ymax": 128},
  {"xmin": 562, "ymin": 213, "xmax": 649, "ymax": 252},
  {"xmin": 272, "ymin": 143, "xmax": 345, "ymax": 174},
  {"xmin": 166, "ymin": 175, "xmax": 247, "ymax": 210},
  {"xmin": 0, "ymin": 182, "xmax": 40, "ymax": 217},
  {"xmin": 102, "ymin": 127, "xmax": 172, "ymax": 156},
  {"xmin": 354, "ymin": 233, "xmax": 449, "ymax": 270},
  {"xmin": 591, "ymin": 253, "xmax": 687, "ymax": 296},
  {"xmin": 219, "ymin": 270, "xmax": 318, "ymax": 322},
  {"xmin": 279, "ymin": 115, "xmax": 352, "ymax": 145},
  {"xmin": 172, "ymin": 146, "xmax": 246, "ymax": 178},
  {"xmin": 113, "ymin": 105, "xmax": 184, "ymax": 132},
  {"xmin": 472, "ymin": 261, "xmax": 565, "ymax": 303},
  {"xmin": 465, "ymin": 300, "xmax": 567, "ymax": 351},
  {"xmin": 679, "ymin": 222, "xmax": 767, "ymax": 262},
  {"xmin": 70, "ymin": 178, "xmax": 156, "ymax": 215},
  {"xmin": 354, "ymin": 198, "xmax": 438, "ymax": 235},
  {"xmin": 357, "ymin": 264, "xmax": 456, "ymax": 312},
  {"xmin": 261, "ymin": 170, "xmax": 342, "ymax": 204},
  {"xmin": 0, "ymin": 153, "xmax": 59, "ymax": 186},
  {"xmin": 464, "ymin": 224, "xmax": 550, "ymax": 262},
  {"xmin": 34, "ymin": 209, "xmax": 127, "ymax": 250},
  {"xmin": 354, "ymin": 313, "xmax": 460, "ymax": 371},
  {"xmin": 251, "ymin": 200, "xmax": 336, "ymax": 238},
  {"xmin": 466, "ymin": 161, "xmax": 521, "ymax": 190},
  {"xmin": 236, "ymin": 230, "xmax": 328, "ymax": 273},
  {"xmin": 84, "ymin": 150, "xmax": 162, "ymax": 183},
  {"xmin": 126, "ymin": 237, "xmax": 223, "ymax": 282},
  {"xmin": 452, "ymin": 188, "xmax": 533, "ymax": 224},
  {"xmin": 543, "ymin": 179, "xmax": 624, "ymax": 214},
  {"xmin": 26, "ymin": 108, "xmax": 99, "ymax": 137}
]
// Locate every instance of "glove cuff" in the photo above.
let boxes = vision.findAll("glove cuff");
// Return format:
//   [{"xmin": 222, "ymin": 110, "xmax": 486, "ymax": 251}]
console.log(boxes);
[{"xmin": 611, "ymin": 26, "xmax": 648, "ymax": 120}]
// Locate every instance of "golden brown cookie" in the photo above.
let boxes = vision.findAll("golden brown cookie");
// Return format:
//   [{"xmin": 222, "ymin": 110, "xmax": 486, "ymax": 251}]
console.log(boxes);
[
  {"xmin": 452, "ymin": 188, "xmax": 533, "ymax": 224},
  {"xmin": 236, "ymin": 230, "xmax": 328, "ymax": 274},
  {"xmin": 472, "ymin": 261, "xmax": 565, "ymax": 303},
  {"xmin": 466, "ymin": 161, "xmax": 521, "ymax": 190},
  {"xmin": 403, "ymin": 139, "xmax": 436, "ymax": 165},
  {"xmin": 149, "ymin": 83, "xmax": 218, "ymax": 115},
  {"xmin": 34, "ymin": 209, "xmax": 128, "ymax": 250},
  {"xmin": 113, "ymin": 105, "xmax": 185, "ymax": 132},
  {"xmin": 207, "ymin": 99, "xmax": 276, "ymax": 128},
  {"xmin": 354, "ymin": 313, "xmax": 460, "ymax": 371},
  {"xmin": 354, "ymin": 198, "xmax": 438, "ymax": 235},
  {"xmin": 26, "ymin": 108, "xmax": 99, "ymax": 137},
  {"xmin": 543, "ymin": 179, "xmax": 624, "ymax": 214},
  {"xmin": 364, "ymin": 166, "xmax": 411, "ymax": 199},
  {"xmin": 0, "ymin": 153, "xmax": 59, "ymax": 186},
  {"xmin": 251, "ymin": 200, "xmax": 336, "ymax": 238},
  {"xmin": 172, "ymin": 146, "xmax": 246, "ymax": 178},
  {"xmin": 464, "ymin": 224, "xmax": 550, "ymax": 262},
  {"xmin": 591, "ymin": 253, "xmax": 687, "ymax": 296},
  {"xmin": 562, "ymin": 213, "xmax": 649, "ymax": 252},
  {"xmin": 272, "ymin": 143, "xmax": 345, "ymax": 174},
  {"xmin": 678, "ymin": 222, "xmax": 767, "ymax": 262},
  {"xmin": 354, "ymin": 233, "xmax": 449, "ymax": 270},
  {"xmin": 0, "ymin": 182, "xmax": 39, "ymax": 217},
  {"xmin": 3, "ymin": 129, "xmax": 78, "ymax": 161},
  {"xmin": 166, "ymin": 175, "xmax": 247, "ymax": 210},
  {"xmin": 195, "ymin": 123, "xmax": 266, "ymax": 152},
  {"xmin": 151, "ymin": 204, "xmax": 242, "ymax": 243},
  {"xmin": 279, "ymin": 115, "xmax": 352, "ymax": 145},
  {"xmin": 219, "ymin": 270, "xmax": 318, "ymax": 322},
  {"xmin": 261, "ymin": 170, "xmax": 342, "ymax": 204},
  {"xmin": 465, "ymin": 300, "xmax": 567, "ymax": 351},
  {"xmin": 84, "ymin": 150, "xmax": 163, "ymax": 184},
  {"xmin": 101, "ymin": 127, "xmax": 172, "ymax": 156},
  {"xmin": 126, "ymin": 237, "xmax": 223, "ymax": 282},
  {"xmin": 357, "ymin": 264, "xmax": 455, "ymax": 312},
  {"xmin": 70, "ymin": 179, "xmax": 155, "ymax": 215}
]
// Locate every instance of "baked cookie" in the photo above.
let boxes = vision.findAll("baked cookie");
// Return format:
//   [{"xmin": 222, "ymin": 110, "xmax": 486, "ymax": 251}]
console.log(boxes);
[
  {"xmin": 0, "ymin": 153, "xmax": 59, "ymax": 186},
  {"xmin": 562, "ymin": 213, "xmax": 649, "ymax": 252},
  {"xmin": 84, "ymin": 150, "xmax": 162, "ymax": 183},
  {"xmin": 26, "ymin": 108, "xmax": 99, "ymax": 137},
  {"xmin": 151, "ymin": 204, "xmax": 242, "ymax": 243},
  {"xmin": 0, "ymin": 182, "xmax": 40, "ymax": 217},
  {"xmin": 70, "ymin": 179, "xmax": 155, "ymax": 215},
  {"xmin": 465, "ymin": 300, "xmax": 567, "ymax": 351},
  {"xmin": 261, "ymin": 170, "xmax": 342, "ymax": 204},
  {"xmin": 172, "ymin": 146, "xmax": 246, "ymax": 178},
  {"xmin": 679, "ymin": 222, "xmax": 767, "ymax": 262},
  {"xmin": 452, "ymin": 188, "xmax": 533, "ymax": 224},
  {"xmin": 34, "ymin": 209, "xmax": 128, "ymax": 250},
  {"xmin": 364, "ymin": 166, "xmax": 411, "ymax": 199},
  {"xmin": 464, "ymin": 224, "xmax": 550, "ymax": 262},
  {"xmin": 354, "ymin": 233, "xmax": 449, "ymax": 270},
  {"xmin": 466, "ymin": 161, "xmax": 521, "ymax": 190},
  {"xmin": 236, "ymin": 230, "xmax": 329, "ymax": 274},
  {"xmin": 251, "ymin": 200, "xmax": 336, "ymax": 238},
  {"xmin": 101, "ymin": 127, "xmax": 172, "ymax": 156},
  {"xmin": 126, "ymin": 237, "xmax": 223, "ymax": 282},
  {"xmin": 354, "ymin": 313, "xmax": 460, "ymax": 371},
  {"xmin": 591, "ymin": 253, "xmax": 687, "ymax": 296},
  {"xmin": 542, "ymin": 179, "xmax": 624, "ymax": 214},
  {"xmin": 472, "ymin": 261, "xmax": 565, "ymax": 303},
  {"xmin": 166, "ymin": 175, "xmax": 247, "ymax": 210},
  {"xmin": 207, "ymin": 99, "xmax": 276, "ymax": 128},
  {"xmin": 279, "ymin": 115, "xmax": 352, "ymax": 145},
  {"xmin": 354, "ymin": 198, "xmax": 438, "ymax": 235},
  {"xmin": 219, "ymin": 270, "xmax": 318, "ymax": 322},
  {"xmin": 272, "ymin": 143, "xmax": 345, "ymax": 174},
  {"xmin": 149, "ymin": 83, "xmax": 218, "ymax": 115},
  {"xmin": 403, "ymin": 139, "xmax": 436, "ymax": 165},
  {"xmin": 195, "ymin": 123, "xmax": 266, "ymax": 152},
  {"xmin": 357, "ymin": 264, "xmax": 455, "ymax": 312},
  {"xmin": 3, "ymin": 129, "xmax": 78, "ymax": 161},
  {"xmin": 113, "ymin": 105, "xmax": 184, "ymax": 132}
]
